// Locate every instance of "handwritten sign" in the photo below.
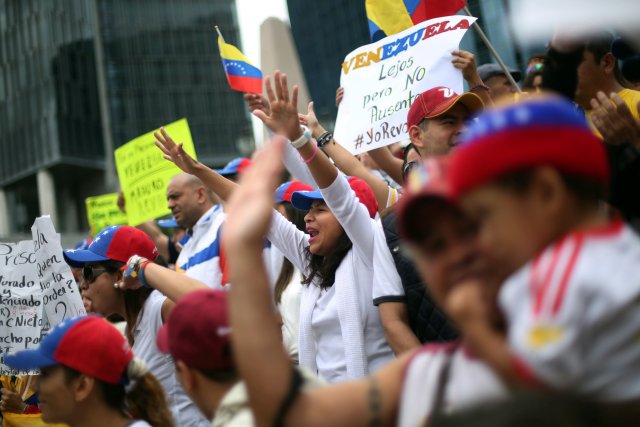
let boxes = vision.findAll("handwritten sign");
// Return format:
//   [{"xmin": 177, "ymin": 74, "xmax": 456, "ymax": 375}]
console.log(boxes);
[
  {"xmin": 115, "ymin": 118, "xmax": 197, "ymax": 226},
  {"xmin": 333, "ymin": 15, "xmax": 476, "ymax": 154},
  {"xmin": 86, "ymin": 193, "xmax": 128, "ymax": 236},
  {"xmin": 0, "ymin": 217, "xmax": 85, "ymax": 374}
]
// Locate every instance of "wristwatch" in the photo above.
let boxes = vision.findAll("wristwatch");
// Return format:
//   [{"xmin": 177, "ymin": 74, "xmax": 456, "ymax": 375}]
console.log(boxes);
[{"xmin": 290, "ymin": 128, "xmax": 313, "ymax": 149}]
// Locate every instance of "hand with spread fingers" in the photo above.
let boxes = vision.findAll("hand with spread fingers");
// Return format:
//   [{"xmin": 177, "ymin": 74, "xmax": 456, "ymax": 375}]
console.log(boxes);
[
  {"xmin": 590, "ymin": 92, "xmax": 640, "ymax": 149},
  {"xmin": 223, "ymin": 137, "xmax": 286, "ymax": 251},
  {"xmin": 153, "ymin": 127, "xmax": 201, "ymax": 174},
  {"xmin": 252, "ymin": 70, "xmax": 303, "ymax": 141}
]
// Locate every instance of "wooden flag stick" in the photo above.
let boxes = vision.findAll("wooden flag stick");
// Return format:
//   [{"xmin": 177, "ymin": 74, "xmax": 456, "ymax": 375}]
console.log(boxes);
[{"xmin": 463, "ymin": 6, "xmax": 521, "ymax": 93}]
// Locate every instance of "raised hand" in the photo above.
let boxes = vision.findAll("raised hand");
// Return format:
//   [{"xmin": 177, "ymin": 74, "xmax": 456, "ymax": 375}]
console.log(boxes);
[
  {"xmin": 298, "ymin": 101, "xmax": 323, "ymax": 138},
  {"xmin": 153, "ymin": 127, "xmax": 200, "ymax": 174},
  {"xmin": 591, "ymin": 92, "xmax": 640, "ymax": 148},
  {"xmin": 223, "ymin": 137, "xmax": 286, "ymax": 250},
  {"xmin": 243, "ymin": 93, "xmax": 271, "ymax": 116},
  {"xmin": 451, "ymin": 49, "xmax": 482, "ymax": 86},
  {"xmin": 252, "ymin": 70, "xmax": 303, "ymax": 141},
  {"xmin": 336, "ymin": 87, "xmax": 344, "ymax": 107}
]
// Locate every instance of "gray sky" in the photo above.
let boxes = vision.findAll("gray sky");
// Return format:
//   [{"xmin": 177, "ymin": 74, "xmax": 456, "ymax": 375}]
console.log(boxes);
[{"xmin": 235, "ymin": 0, "xmax": 290, "ymax": 145}]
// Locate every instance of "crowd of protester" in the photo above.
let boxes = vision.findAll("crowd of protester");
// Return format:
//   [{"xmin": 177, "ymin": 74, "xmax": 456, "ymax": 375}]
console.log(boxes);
[{"xmin": 2, "ymin": 26, "xmax": 640, "ymax": 427}]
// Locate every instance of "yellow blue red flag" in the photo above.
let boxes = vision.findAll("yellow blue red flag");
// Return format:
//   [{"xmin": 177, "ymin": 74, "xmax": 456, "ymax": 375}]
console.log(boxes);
[
  {"xmin": 216, "ymin": 29, "xmax": 263, "ymax": 94},
  {"xmin": 366, "ymin": 0, "xmax": 467, "ymax": 41}
]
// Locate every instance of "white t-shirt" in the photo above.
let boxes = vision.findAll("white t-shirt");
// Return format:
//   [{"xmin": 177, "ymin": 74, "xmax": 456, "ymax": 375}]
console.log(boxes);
[
  {"xmin": 398, "ymin": 342, "xmax": 506, "ymax": 426},
  {"xmin": 132, "ymin": 291, "xmax": 209, "ymax": 427},
  {"xmin": 177, "ymin": 205, "xmax": 226, "ymax": 289},
  {"xmin": 500, "ymin": 219, "xmax": 640, "ymax": 401},
  {"xmin": 372, "ymin": 221, "xmax": 405, "ymax": 305},
  {"xmin": 127, "ymin": 421, "xmax": 152, "ymax": 427}
]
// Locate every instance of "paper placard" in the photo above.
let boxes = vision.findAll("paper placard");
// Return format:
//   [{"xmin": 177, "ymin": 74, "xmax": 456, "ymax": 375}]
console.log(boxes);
[
  {"xmin": 115, "ymin": 118, "xmax": 197, "ymax": 226},
  {"xmin": 85, "ymin": 193, "xmax": 128, "ymax": 236},
  {"xmin": 334, "ymin": 15, "xmax": 476, "ymax": 154}
]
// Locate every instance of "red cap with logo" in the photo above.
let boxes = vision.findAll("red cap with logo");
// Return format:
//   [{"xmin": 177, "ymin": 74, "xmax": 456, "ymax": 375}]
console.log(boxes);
[
  {"xmin": 407, "ymin": 86, "xmax": 484, "ymax": 129},
  {"xmin": 157, "ymin": 289, "xmax": 233, "ymax": 371}
]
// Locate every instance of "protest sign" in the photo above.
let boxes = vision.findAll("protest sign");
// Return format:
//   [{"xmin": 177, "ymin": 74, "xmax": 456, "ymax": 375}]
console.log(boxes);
[
  {"xmin": 333, "ymin": 15, "xmax": 476, "ymax": 154},
  {"xmin": 115, "ymin": 118, "xmax": 197, "ymax": 226},
  {"xmin": 0, "ymin": 216, "xmax": 85, "ymax": 374},
  {"xmin": 32, "ymin": 217, "xmax": 85, "ymax": 326},
  {"xmin": 86, "ymin": 192, "xmax": 128, "ymax": 236}
]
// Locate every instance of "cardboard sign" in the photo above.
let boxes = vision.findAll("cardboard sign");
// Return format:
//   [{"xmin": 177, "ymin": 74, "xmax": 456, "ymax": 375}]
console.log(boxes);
[
  {"xmin": 115, "ymin": 118, "xmax": 197, "ymax": 226},
  {"xmin": 0, "ymin": 217, "xmax": 85, "ymax": 374},
  {"xmin": 333, "ymin": 15, "xmax": 476, "ymax": 154},
  {"xmin": 85, "ymin": 193, "xmax": 128, "ymax": 236}
]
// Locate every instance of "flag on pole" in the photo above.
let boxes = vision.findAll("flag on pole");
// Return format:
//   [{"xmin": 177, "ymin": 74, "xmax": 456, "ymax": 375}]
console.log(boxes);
[
  {"xmin": 366, "ymin": 0, "xmax": 467, "ymax": 41},
  {"xmin": 216, "ymin": 27, "xmax": 263, "ymax": 94}
]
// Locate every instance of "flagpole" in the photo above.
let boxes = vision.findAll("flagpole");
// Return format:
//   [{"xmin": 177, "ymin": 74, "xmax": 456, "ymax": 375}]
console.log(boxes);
[
  {"xmin": 214, "ymin": 25, "xmax": 224, "ymax": 42},
  {"xmin": 463, "ymin": 6, "xmax": 521, "ymax": 93}
]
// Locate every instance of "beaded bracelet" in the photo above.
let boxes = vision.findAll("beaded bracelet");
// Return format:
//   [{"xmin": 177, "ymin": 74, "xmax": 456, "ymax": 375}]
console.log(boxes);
[{"xmin": 316, "ymin": 131, "xmax": 333, "ymax": 148}]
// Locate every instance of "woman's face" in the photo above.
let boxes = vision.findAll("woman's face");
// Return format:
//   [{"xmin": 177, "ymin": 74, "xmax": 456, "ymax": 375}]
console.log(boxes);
[
  {"xmin": 37, "ymin": 365, "xmax": 77, "ymax": 424},
  {"xmin": 80, "ymin": 263, "xmax": 122, "ymax": 316},
  {"xmin": 304, "ymin": 201, "xmax": 344, "ymax": 256}
]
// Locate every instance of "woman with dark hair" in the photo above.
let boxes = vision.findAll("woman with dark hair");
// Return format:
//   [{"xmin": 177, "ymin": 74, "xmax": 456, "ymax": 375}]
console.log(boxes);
[
  {"xmin": 4, "ymin": 315, "xmax": 173, "ymax": 427},
  {"xmin": 153, "ymin": 92, "xmax": 395, "ymax": 382},
  {"xmin": 63, "ymin": 226, "xmax": 209, "ymax": 427}
]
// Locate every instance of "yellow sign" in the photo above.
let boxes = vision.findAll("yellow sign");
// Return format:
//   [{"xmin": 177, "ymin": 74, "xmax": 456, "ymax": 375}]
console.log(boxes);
[
  {"xmin": 114, "ymin": 118, "xmax": 197, "ymax": 226},
  {"xmin": 85, "ymin": 193, "xmax": 128, "ymax": 236}
]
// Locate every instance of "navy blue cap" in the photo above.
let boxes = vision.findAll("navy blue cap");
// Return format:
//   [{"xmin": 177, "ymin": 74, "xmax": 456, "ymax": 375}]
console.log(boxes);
[{"xmin": 215, "ymin": 157, "xmax": 252, "ymax": 176}]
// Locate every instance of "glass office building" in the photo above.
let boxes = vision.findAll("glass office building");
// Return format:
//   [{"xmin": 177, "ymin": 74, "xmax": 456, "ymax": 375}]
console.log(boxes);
[{"xmin": 0, "ymin": 0, "xmax": 250, "ymax": 237}]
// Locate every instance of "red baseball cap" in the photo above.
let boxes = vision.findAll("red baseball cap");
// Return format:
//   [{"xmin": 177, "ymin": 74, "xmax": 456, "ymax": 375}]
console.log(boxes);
[
  {"xmin": 215, "ymin": 157, "xmax": 252, "ymax": 176},
  {"xmin": 157, "ymin": 289, "xmax": 233, "ymax": 371},
  {"xmin": 407, "ymin": 86, "xmax": 484, "ymax": 129},
  {"xmin": 396, "ymin": 156, "xmax": 456, "ymax": 242},
  {"xmin": 4, "ymin": 315, "xmax": 134, "ymax": 385},
  {"xmin": 290, "ymin": 176, "xmax": 379, "ymax": 218},
  {"xmin": 64, "ymin": 225, "xmax": 158, "ymax": 268}
]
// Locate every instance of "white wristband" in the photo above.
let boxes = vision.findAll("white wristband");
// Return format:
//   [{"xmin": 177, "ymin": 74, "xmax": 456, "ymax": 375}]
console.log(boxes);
[{"xmin": 290, "ymin": 128, "xmax": 312, "ymax": 149}]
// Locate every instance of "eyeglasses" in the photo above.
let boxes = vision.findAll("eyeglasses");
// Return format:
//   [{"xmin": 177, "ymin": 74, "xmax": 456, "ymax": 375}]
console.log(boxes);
[{"xmin": 82, "ymin": 265, "xmax": 109, "ymax": 284}]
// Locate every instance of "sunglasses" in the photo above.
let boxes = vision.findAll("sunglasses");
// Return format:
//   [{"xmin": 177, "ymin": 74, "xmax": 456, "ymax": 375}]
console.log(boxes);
[{"xmin": 82, "ymin": 265, "xmax": 109, "ymax": 283}]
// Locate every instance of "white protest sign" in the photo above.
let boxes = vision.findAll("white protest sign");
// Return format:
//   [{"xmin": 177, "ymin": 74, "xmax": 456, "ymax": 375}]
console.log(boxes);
[
  {"xmin": 334, "ymin": 15, "xmax": 476, "ymax": 154},
  {"xmin": 32, "ymin": 217, "xmax": 85, "ymax": 326},
  {"xmin": 0, "ymin": 239, "xmax": 44, "ymax": 375},
  {"xmin": 0, "ymin": 216, "xmax": 85, "ymax": 374}
]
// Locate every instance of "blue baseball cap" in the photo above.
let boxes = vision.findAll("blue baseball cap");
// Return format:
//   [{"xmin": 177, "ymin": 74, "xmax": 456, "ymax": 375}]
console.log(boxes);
[
  {"xmin": 158, "ymin": 217, "xmax": 180, "ymax": 228},
  {"xmin": 274, "ymin": 181, "xmax": 314, "ymax": 203},
  {"xmin": 63, "ymin": 225, "xmax": 158, "ymax": 268},
  {"xmin": 290, "ymin": 176, "xmax": 379, "ymax": 218},
  {"xmin": 215, "ymin": 157, "xmax": 252, "ymax": 176},
  {"xmin": 4, "ymin": 315, "xmax": 134, "ymax": 384}
]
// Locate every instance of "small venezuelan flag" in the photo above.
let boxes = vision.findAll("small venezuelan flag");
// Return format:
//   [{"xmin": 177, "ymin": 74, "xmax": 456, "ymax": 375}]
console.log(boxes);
[
  {"xmin": 216, "ymin": 27, "xmax": 263, "ymax": 94},
  {"xmin": 366, "ymin": 0, "xmax": 466, "ymax": 41}
]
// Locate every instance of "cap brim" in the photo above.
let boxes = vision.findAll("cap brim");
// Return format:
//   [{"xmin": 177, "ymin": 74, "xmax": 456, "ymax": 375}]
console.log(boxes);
[
  {"xmin": 158, "ymin": 218, "xmax": 179, "ymax": 228},
  {"xmin": 4, "ymin": 348, "xmax": 57, "ymax": 371},
  {"xmin": 156, "ymin": 324, "xmax": 171, "ymax": 354},
  {"xmin": 63, "ymin": 249, "xmax": 111, "ymax": 268},
  {"xmin": 290, "ymin": 190, "xmax": 325, "ymax": 211},
  {"xmin": 429, "ymin": 92, "xmax": 484, "ymax": 119},
  {"xmin": 215, "ymin": 167, "xmax": 238, "ymax": 176}
]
